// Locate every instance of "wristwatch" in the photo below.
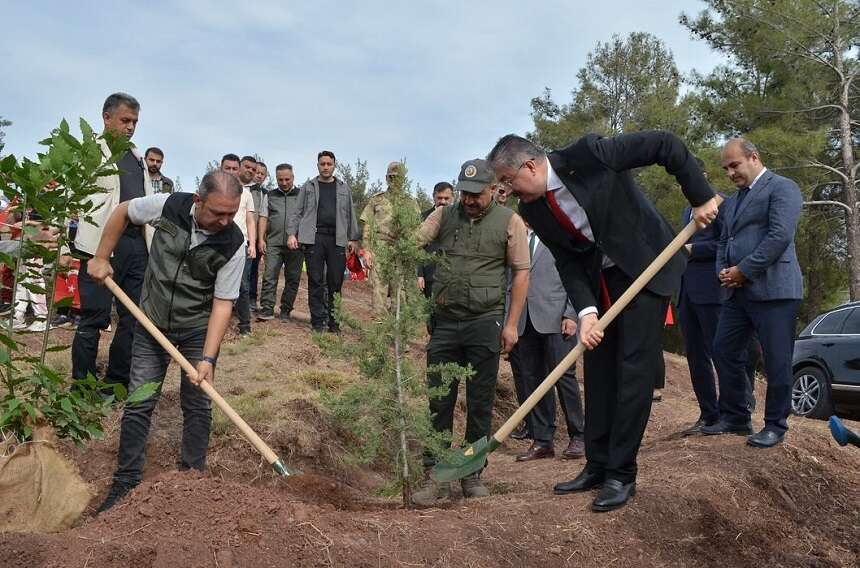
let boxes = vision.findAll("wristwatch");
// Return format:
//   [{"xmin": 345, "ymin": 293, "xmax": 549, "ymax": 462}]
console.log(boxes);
[{"xmin": 202, "ymin": 355, "xmax": 217, "ymax": 367}]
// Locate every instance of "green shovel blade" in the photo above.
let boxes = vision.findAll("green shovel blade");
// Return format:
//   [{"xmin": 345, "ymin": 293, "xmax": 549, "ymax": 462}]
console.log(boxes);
[{"xmin": 431, "ymin": 436, "xmax": 501, "ymax": 482}]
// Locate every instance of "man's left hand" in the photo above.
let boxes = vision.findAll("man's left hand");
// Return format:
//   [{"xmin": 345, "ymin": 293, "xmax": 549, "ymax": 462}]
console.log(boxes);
[
  {"xmin": 692, "ymin": 197, "xmax": 719, "ymax": 229},
  {"xmin": 561, "ymin": 318, "xmax": 577, "ymax": 339},
  {"xmin": 192, "ymin": 360, "xmax": 214, "ymax": 387},
  {"xmin": 247, "ymin": 243, "xmax": 256, "ymax": 259},
  {"xmin": 500, "ymin": 323, "xmax": 519, "ymax": 356},
  {"xmin": 347, "ymin": 241, "xmax": 358, "ymax": 255},
  {"xmin": 719, "ymin": 266, "xmax": 747, "ymax": 288}
]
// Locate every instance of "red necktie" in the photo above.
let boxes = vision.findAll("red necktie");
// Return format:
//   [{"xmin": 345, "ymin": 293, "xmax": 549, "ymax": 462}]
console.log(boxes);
[{"xmin": 545, "ymin": 190, "xmax": 612, "ymax": 312}]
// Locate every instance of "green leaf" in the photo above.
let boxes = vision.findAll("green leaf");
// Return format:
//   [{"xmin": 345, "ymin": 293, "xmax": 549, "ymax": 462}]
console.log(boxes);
[{"xmin": 125, "ymin": 382, "xmax": 159, "ymax": 405}]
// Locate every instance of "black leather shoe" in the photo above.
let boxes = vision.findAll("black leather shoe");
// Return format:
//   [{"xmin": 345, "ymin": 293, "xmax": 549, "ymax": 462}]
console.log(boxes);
[
  {"xmin": 681, "ymin": 418, "xmax": 717, "ymax": 437},
  {"xmin": 746, "ymin": 428, "xmax": 784, "ymax": 448},
  {"xmin": 510, "ymin": 422, "xmax": 530, "ymax": 441},
  {"xmin": 591, "ymin": 479, "xmax": 635, "ymax": 512},
  {"xmin": 553, "ymin": 469, "xmax": 604, "ymax": 494},
  {"xmin": 701, "ymin": 419, "xmax": 752, "ymax": 436}
]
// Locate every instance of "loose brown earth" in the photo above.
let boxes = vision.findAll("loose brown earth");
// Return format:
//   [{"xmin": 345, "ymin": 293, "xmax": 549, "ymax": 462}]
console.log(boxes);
[{"xmin": 2, "ymin": 279, "xmax": 859, "ymax": 567}]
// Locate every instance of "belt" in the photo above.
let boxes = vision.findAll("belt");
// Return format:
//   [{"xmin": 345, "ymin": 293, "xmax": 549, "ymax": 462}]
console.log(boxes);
[{"xmin": 316, "ymin": 227, "xmax": 336, "ymax": 235}]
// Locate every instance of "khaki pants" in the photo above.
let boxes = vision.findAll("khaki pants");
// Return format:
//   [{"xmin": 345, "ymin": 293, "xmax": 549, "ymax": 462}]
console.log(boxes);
[{"xmin": 368, "ymin": 261, "xmax": 393, "ymax": 316}]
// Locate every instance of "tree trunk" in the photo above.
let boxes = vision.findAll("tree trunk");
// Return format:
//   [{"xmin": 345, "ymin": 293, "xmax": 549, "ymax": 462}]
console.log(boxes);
[
  {"xmin": 392, "ymin": 283, "xmax": 411, "ymax": 506},
  {"xmin": 834, "ymin": 26, "xmax": 860, "ymax": 300}
]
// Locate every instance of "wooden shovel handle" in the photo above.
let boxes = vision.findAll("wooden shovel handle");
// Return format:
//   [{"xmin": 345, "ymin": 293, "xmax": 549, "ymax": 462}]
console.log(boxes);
[
  {"xmin": 104, "ymin": 276, "xmax": 281, "ymax": 467},
  {"xmin": 494, "ymin": 197, "xmax": 723, "ymax": 443}
]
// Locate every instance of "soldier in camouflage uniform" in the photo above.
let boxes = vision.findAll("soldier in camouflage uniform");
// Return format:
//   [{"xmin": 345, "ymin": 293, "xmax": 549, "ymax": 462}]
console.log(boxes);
[{"xmin": 360, "ymin": 162, "xmax": 421, "ymax": 316}]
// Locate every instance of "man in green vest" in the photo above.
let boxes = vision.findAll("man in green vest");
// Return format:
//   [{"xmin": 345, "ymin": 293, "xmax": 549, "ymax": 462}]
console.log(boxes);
[
  {"xmin": 412, "ymin": 159, "xmax": 530, "ymax": 506},
  {"xmin": 87, "ymin": 171, "xmax": 246, "ymax": 513},
  {"xmin": 257, "ymin": 163, "xmax": 304, "ymax": 321}
]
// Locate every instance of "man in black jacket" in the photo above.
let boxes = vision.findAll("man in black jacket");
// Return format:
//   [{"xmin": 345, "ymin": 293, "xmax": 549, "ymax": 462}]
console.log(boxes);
[{"xmin": 488, "ymin": 132, "xmax": 718, "ymax": 512}]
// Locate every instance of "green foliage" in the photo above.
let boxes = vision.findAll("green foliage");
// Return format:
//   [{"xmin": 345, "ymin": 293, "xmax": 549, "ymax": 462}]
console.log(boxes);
[
  {"xmin": 0, "ymin": 119, "xmax": 154, "ymax": 444},
  {"xmin": 336, "ymin": 158, "xmax": 376, "ymax": 215},
  {"xmin": 319, "ymin": 163, "xmax": 470, "ymax": 505},
  {"xmin": 0, "ymin": 116, "xmax": 11, "ymax": 156}
]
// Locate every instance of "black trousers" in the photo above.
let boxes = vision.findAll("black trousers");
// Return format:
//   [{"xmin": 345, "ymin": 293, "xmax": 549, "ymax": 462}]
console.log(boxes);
[
  {"xmin": 260, "ymin": 245, "xmax": 303, "ymax": 316},
  {"xmin": 713, "ymin": 290, "xmax": 800, "ymax": 434},
  {"xmin": 423, "ymin": 315, "xmax": 501, "ymax": 467},
  {"xmin": 583, "ymin": 267, "xmax": 664, "ymax": 484},
  {"xmin": 509, "ymin": 315, "xmax": 584, "ymax": 446},
  {"xmin": 72, "ymin": 233, "xmax": 147, "ymax": 387},
  {"xmin": 249, "ymin": 256, "xmax": 260, "ymax": 304},
  {"xmin": 303, "ymin": 232, "xmax": 346, "ymax": 330},
  {"xmin": 114, "ymin": 326, "xmax": 210, "ymax": 486},
  {"xmin": 678, "ymin": 296, "xmax": 722, "ymax": 423}
]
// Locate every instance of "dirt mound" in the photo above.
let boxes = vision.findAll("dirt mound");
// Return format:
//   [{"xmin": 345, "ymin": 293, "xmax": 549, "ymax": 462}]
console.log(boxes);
[{"xmin": 3, "ymin": 278, "xmax": 859, "ymax": 567}]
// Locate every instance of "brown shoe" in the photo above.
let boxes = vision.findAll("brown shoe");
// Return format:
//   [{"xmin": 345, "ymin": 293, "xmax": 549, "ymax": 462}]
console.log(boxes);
[
  {"xmin": 515, "ymin": 443, "xmax": 555, "ymax": 462},
  {"xmin": 562, "ymin": 438, "xmax": 585, "ymax": 459}
]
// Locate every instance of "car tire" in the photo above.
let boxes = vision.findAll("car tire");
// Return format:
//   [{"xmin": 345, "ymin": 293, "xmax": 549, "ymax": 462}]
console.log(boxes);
[{"xmin": 791, "ymin": 366, "xmax": 833, "ymax": 420}]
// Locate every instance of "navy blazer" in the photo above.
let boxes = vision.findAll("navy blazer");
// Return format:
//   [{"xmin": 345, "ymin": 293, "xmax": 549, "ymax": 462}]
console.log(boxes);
[
  {"xmin": 679, "ymin": 196, "xmax": 727, "ymax": 305},
  {"xmin": 717, "ymin": 170, "xmax": 803, "ymax": 301}
]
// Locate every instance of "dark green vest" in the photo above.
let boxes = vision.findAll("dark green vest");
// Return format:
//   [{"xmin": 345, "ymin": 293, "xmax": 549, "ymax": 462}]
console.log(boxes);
[
  {"xmin": 264, "ymin": 186, "xmax": 300, "ymax": 248},
  {"xmin": 140, "ymin": 193, "xmax": 244, "ymax": 330},
  {"xmin": 433, "ymin": 201, "xmax": 513, "ymax": 320}
]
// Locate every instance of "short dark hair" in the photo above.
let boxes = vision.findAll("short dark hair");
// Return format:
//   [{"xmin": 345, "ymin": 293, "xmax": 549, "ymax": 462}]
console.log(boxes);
[
  {"xmin": 240, "ymin": 155, "xmax": 257, "ymax": 165},
  {"xmin": 145, "ymin": 147, "xmax": 164, "ymax": 159},
  {"xmin": 221, "ymin": 153, "xmax": 241, "ymax": 165},
  {"xmin": 317, "ymin": 150, "xmax": 336, "ymax": 162},
  {"xmin": 257, "ymin": 162, "xmax": 267, "ymax": 170},
  {"xmin": 433, "ymin": 181, "xmax": 454, "ymax": 195},
  {"xmin": 276, "ymin": 163, "xmax": 293, "ymax": 172},
  {"xmin": 487, "ymin": 134, "xmax": 545, "ymax": 170},
  {"xmin": 198, "ymin": 171, "xmax": 242, "ymax": 201},
  {"xmin": 102, "ymin": 92, "xmax": 140, "ymax": 115}
]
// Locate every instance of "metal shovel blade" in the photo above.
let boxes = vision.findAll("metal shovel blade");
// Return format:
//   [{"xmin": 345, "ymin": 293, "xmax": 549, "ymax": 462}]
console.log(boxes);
[
  {"xmin": 431, "ymin": 436, "xmax": 501, "ymax": 482},
  {"xmin": 272, "ymin": 458, "xmax": 302, "ymax": 477},
  {"xmin": 829, "ymin": 416, "xmax": 860, "ymax": 448}
]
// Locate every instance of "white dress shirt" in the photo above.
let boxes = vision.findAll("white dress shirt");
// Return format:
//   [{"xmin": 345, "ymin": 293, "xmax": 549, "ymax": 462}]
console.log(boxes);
[{"xmin": 546, "ymin": 160, "xmax": 615, "ymax": 319}]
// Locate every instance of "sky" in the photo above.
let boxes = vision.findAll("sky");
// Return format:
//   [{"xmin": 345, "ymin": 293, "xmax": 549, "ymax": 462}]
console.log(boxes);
[{"xmin": 0, "ymin": 1, "xmax": 723, "ymax": 193}]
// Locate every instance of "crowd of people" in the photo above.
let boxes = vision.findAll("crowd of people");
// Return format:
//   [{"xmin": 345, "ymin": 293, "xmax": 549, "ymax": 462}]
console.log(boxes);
[{"xmin": 17, "ymin": 92, "xmax": 803, "ymax": 516}]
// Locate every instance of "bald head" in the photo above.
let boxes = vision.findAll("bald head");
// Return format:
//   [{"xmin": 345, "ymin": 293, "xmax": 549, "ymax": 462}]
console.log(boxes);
[
  {"xmin": 198, "ymin": 170, "xmax": 242, "ymax": 201},
  {"xmin": 721, "ymin": 137, "xmax": 764, "ymax": 189}
]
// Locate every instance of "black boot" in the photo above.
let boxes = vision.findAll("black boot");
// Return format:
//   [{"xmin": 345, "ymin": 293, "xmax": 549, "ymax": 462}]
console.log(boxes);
[{"xmin": 96, "ymin": 480, "xmax": 137, "ymax": 514}]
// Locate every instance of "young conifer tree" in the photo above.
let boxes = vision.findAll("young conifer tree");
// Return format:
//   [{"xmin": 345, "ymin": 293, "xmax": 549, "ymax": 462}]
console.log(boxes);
[{"xmin": 320, "ymin": 163, "xmax": 470, "ymax": 506}]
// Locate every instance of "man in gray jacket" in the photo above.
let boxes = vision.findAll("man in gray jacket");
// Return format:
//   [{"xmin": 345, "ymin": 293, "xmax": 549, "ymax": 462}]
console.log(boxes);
[
  {"xmin": 287, "ymin": 151, "xmax": 360, "ymax": 332},
  {"xmin": 508, "ymin": 222, "xmax": 585, "ymax": 461}
]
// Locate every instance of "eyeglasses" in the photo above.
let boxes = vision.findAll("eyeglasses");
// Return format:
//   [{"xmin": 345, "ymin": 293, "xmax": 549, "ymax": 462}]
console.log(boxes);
[{"xmin": 498, "ymin": 161, "xmax": 528, "ymax": 192}]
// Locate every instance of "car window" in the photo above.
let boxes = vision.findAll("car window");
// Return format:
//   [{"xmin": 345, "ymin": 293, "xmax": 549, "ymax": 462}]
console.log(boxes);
[
  {"xmin": 841, "ymin": 308, "xmax": 860, "ymax": 334},
  {"xmin": 814, "ymin": 309, "xmax": 851, "ymax": 334}
]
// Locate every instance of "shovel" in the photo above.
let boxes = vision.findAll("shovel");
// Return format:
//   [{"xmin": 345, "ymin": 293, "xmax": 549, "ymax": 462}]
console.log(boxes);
[
  {"xmin": 104, "ymin": 276, "xmax": 299, "ymax": 477},
  {"xmin": 432, "ymin": 204, "xmax": 721, "ymax": 482},
  {"xmin": 829, "ymin": 416, "xmax": 860, "ymax": 448}
]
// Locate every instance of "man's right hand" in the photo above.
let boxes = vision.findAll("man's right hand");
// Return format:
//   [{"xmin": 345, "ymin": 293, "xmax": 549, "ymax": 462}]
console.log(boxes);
[
  {"xmin": 578, "ymin": 313, "xmax": 603, "ymax": 350},
  {"xmin": 692, "ymin": 197, "xmax": 719, "ymax": 229},
  {"xmin": 287, "ymin": 235, "xmax": 299, "ymax": 250},
  {"xmin": 87, "ymin": 257, "xmax": 113, "ymax": 285},
  {"xmin": 258, "ymin": 240, "xmax": 267, "ymax": 256},
  {"xmin": 417, "ymin": 276, "xmax": 425, "ymax": 291}
]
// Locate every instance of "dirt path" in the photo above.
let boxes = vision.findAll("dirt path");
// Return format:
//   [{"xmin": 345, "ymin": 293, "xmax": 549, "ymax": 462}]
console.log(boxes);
[{"xmin": 1, "ymin": 280, "xmax": 858, "ymax": 567}]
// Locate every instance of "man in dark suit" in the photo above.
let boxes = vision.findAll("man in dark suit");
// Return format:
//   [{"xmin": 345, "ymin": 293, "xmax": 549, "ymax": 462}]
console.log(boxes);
[
  {"xmin": 508, "ymin": 223, "xmax": 585, "ymax": 462},
  {"xmin": 677, "ymin": 160, "xmax": 728, "ymax": 435},
  {"xmin": 488, "ymin": 132, "xmax": 717, "ymax": 512},
  {"xmin": 704, "ymin": 139, "xmax": 803, "ymax": 448}
]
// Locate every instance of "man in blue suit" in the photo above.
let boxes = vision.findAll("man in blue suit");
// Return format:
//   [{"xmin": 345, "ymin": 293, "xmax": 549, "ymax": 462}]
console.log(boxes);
[
  {"xmin": 677, "ymin": 159, "xmax": 727, "ymax": 435},
  {"xmin": 704, "ymin": 139, "xmax": 803, "ymax": 448}
]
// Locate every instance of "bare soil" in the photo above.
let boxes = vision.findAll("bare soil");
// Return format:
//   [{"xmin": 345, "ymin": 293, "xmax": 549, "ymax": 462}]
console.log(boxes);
[{"xmin": 1, "ymin": 279, "xmax": 859, "ymax": 567}]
